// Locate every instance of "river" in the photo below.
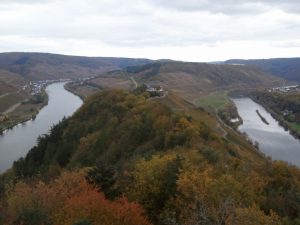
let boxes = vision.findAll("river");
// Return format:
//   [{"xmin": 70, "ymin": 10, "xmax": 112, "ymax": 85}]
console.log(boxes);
[
  {"xmin": 232, "ymin": 97, "xmax": 300, "ymax": 166},
  {"xmin": 0, "ymin": 82, "xmax": 83, "ymax": 173}
]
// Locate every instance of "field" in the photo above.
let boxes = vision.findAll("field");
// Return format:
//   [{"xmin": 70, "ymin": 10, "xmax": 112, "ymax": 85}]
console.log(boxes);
[
  {"xmin": 194, "ymin": 91, "xmax": 231, "ymax": 111},
  {"xmin": 288, "ymin": 122, "xmax": 300, "ymax": 133},
  {"xmin": 90, "ymin": 76, "xmax": 132, "ymax": 90},
  {"xmin": 65, "ymin": 83, "xmax": 100, "ymax": 99},
  {"xmin": 0, "ymin": 87, "xmax": 48, "ymax": 132},
  {"xmin": 0, "ymin": 99, "xmax": 48, "ymax": 132}
]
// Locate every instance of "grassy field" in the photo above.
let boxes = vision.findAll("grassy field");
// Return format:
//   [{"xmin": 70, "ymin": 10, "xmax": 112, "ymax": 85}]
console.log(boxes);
[
  {"xmin": 0, "ymin": 100, "xmax": 48, "ymax": 132},
  {"xmin": 288, "ymin": 122, "xmax": 300, "ymax": 133},
  {"xmin": 194, "ymin": 91, "xmax": 231, "ymax": 111},
  {"xmin": 0, "ymin": 93, "xmax": 27, "ymax": 113},
  {"xmin": 0, "ymin": 89, "xmax": 48, "ymax": 132},
  {"xmin": 65, "ymin": 83, "xmax": 100, "ymax": 100}
]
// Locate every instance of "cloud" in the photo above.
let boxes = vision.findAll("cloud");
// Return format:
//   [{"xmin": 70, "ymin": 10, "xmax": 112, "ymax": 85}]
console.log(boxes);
[
  {"xmin": 0, "ymin": 0, "xmax": 52, "ymax": 3},
  {"xmin": 148, "ymin": 0, "xmax": 300, "ymax": 14},
  {"xmin": 0, "ymin": 0, "xmax": 299, "ymax": 61},
  {"xmin": 3, "ymin": 0, "xmax": 300, "ymax": 15}
]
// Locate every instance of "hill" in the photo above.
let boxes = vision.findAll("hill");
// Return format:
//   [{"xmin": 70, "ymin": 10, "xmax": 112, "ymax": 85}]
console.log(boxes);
[
  {"xmin": 89, "ymin": 61, "xmax": 283, "ymax": 101},
  {"xmin": 0, "ymin": 70, "xmax": 29, "ymax": 116},
  {"xmin": 1, "ymin": 89, "xmax": 300, "ymax": 225},
  {"xmin": 0, "ymin": 69, "xmax": 26, "ymax": 95},
  {"xmin": 225, "ymin": 58, "xmax": 300, "ymax": 82},
  {"xmin": 0, "ymin": 52, "xmax": 152, "ymax": 80},
  {"xmin": 0, "ymin": 69, "xmax": 45, "ymax": 131},
  {"xmin": 0, "ymin": 52, "xmax": 153, "ymax": 130}
]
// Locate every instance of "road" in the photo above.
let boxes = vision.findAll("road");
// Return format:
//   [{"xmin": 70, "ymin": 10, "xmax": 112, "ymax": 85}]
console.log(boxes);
[
  {"xmin": 0, "ymin": 93, "xmax": 9, "ymax": 99},
  {"xmin": 130, "ymin": 77, "xmax": 138, "ymax": 89},
  {"xmin": 3, "ymin": 102, "xmax": 22, "ymax": 114}
]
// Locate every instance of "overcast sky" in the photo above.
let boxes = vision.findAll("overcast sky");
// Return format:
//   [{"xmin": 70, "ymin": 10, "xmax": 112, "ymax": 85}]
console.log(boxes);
[{"xmin": 0, "ymin": 0, "xmax": 299, "ymax": 61}]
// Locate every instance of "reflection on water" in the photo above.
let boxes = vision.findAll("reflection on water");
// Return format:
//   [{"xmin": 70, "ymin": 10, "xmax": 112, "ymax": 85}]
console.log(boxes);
[
  {"xmin": 232, "ymin": 97, "xmax": 300, "ymax": 166},
  {"xmin": 0, "ymin": 83, "xmax": 83, "ymax": 173}
]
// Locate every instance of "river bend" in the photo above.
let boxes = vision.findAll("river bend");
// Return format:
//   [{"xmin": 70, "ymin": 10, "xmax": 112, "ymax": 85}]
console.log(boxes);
[{"xmin": 0, "ymin": 83, "xmax": 82, "ymax": 173}]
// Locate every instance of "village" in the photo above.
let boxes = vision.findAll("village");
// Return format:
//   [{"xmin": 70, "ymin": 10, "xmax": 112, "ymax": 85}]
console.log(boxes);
[
  {"xmin": 268, "ymin": 84, "xmax": 300, "ymax": 93},
  {"xmin": 22, "ymin": 78, "xmax": 71, "ymax": 95}
]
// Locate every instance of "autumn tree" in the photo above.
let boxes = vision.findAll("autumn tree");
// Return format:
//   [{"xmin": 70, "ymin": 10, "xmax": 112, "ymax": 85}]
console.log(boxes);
[
  {"xmin": 128, "ymin": 153, "xmax": 181, "ymax": 222},
  {"xmin": 226, "ymin": 206, "xmax": 281, "ymax": 225},
  {"xmin": 3, "ymin": 170, "xmax": 151, "ymax": 225}
]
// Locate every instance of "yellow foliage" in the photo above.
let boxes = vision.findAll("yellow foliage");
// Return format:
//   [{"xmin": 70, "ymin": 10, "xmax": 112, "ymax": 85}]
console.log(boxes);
[
  {"xmin": 176, "ymin": 168, "xmax": 212, "ymax": 201},
  {"xmin": 226, "ymin": 206, "xmax": 282, "ymax": 225},
  {"xmin": 128, "ymin": 153, "xmax": 178, "ymax": 213}
]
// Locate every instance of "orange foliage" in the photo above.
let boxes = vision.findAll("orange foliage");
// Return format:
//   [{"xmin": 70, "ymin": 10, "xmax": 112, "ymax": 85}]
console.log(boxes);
[
  {"xmin": 4, "ymin": 170, "xmax": 151, "ymax": 225},
  {"xmin": 55, "ymin": 182, "xmax": 150, "ymax": 225}
]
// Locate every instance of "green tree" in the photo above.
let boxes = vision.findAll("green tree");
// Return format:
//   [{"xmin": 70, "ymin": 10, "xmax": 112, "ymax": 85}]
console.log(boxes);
[{"xmin": 86, "ymin": 161, "xmax": 119, "ymax": 199}]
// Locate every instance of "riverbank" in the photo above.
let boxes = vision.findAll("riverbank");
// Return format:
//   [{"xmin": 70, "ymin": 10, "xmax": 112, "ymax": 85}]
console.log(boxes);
[
  {"xmin": 194, "ymin": 91, "xmax": 243, "ymax": 129},
  {"xmin": 0, "ymin": 91, "xmax": 49, "ymax": 134},
  {"xmin": 250, "ymin": 93, "xmax": 300, "ymax": 140},
  {"xmin": 64, "ymin": 82, "xmax": 101, "ymax": 100},
  {"xmin": 0, "ymin": 82, "xmax": 83, "ymax": 172},
  {"xmin": 259, "ymin": 104, "xmax": 300, "ymax": 140},
  {"xmin": 232, "ymin": 97, "xmax": 300, "ymax": 166}
]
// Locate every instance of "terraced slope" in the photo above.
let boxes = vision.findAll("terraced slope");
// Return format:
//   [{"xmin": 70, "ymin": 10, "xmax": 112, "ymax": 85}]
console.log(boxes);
[
  {"xmin": 225, "ymin": 58, "xmax": 300, "ymax": 82},
  {"xmin": 89, "ymin": 61, "xmax": 284, "ymax": 101},
  {"xmin": 0, "ymin": 52, "xmax": 152, "ymax": 80}
]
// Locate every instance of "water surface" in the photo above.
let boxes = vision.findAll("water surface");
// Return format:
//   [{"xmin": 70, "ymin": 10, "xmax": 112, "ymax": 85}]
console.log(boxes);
[
  {"xmin": 0, "ymin": 82, "xmax": 82, "ymax": 173},
  {"xmin": 232, "ymin": 97, "xmax": 300, "ymax": 166}
]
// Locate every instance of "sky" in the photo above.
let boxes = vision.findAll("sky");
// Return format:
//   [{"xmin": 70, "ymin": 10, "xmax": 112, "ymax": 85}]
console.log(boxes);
[{"xmin": 0, "ymin": 0, "xmax": 299, "ymax": 62}]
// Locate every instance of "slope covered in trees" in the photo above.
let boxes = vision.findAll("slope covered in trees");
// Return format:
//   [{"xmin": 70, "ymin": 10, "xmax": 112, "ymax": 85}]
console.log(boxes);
[
  {"xmin": 89, "ymin": 61, "xmax": 283, "ymax": 101},
  {"xmin": 1, "ymin": 90, "xmax": 300, "ymax": 225},
  {"xmin": 0, "ymin": 170, "xmax": 151, "ymax": 225},
  {"xmin": 0, "ymin": 52, "xmax": 152, "ymax": 80},
  {"xmin": 225, "ymin": 58, "xmax": 300, "ymax": 82}
]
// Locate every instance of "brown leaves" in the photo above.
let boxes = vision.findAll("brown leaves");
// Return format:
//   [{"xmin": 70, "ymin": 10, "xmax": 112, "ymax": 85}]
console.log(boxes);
[
  {"xmin": 3, "ymin": 170, "xmax": 151, "ymax": 225},
  {"xmin": 227, "ymin": 206, "xmax": 281, "ymax": 225}
]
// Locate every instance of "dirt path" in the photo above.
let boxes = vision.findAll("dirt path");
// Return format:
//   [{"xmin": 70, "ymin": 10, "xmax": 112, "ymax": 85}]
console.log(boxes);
[
  {"xmin": 0, "ymin": 93, "xmax": 9, "ymax": 99},
  {"xmin": 3, "ymin": 102, "xmax": 21, "ymax": 114},
  {"xmin": 130, "ymin": 77, "xmax": 138, "ymax": 89}
]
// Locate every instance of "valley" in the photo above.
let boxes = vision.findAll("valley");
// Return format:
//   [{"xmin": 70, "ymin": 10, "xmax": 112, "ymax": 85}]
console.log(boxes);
[
  {"xmin": 0, "ymin": 82, "xmax": 82, "ymax": 172},
  {"xmin": 1, "ymin": 1, "xmax": 300, "ymax": 224},
  {"xmin": 1, "ymin": 88, "xmax": 298, "ymax": 225},
  {"xmin": 0, "ymin": 77, "xmax": 68, "ymax": 132},
  {"xmin": 0, "ymin": 53, "xmax": 153, "ymax": 132},
  {"xmin": 68, "ymin": 60, "xmax": 284, "ymax": 105},
  {"xmin": 1, "ymin": 53, "xmax": 300, "ymax": 225}
]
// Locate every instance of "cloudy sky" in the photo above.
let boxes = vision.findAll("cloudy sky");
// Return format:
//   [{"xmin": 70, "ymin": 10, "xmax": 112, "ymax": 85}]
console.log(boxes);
[{"xmin": 0, "ymin": 0, "xmax": 299, "ymax": 61}]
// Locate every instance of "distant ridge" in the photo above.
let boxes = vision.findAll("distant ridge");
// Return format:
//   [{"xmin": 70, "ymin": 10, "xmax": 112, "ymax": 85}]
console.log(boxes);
[
  {"xmin": 90, "ymin": 60, "xmax": 284, "ymax": 101},
  {"xmin": 225, "ymin": 58, "xmax": 300, "ymax": 82},
  {"xmin": 0, "ymin": 52, "xmax": 153, "ymax": 80}
]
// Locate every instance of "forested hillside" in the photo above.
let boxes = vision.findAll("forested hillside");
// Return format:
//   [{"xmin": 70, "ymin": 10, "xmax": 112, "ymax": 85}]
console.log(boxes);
[
  {"xmin": 0, "ymin": 52, "xmax": 152, "ymax": 80},
  {"xmin": 1, "ymin": 90, "xmax": 300, "ymax": 225},
  {"xmin": 89, "ymin": 61, "xmax": 283, "ymax": 101},
  {"xmin": 0, "ymin": 52, "xmax": 152, "ymax": 131},
  {"xmin": 225, "ymin": 58, "xmax": 300, "ymax": 82}
]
